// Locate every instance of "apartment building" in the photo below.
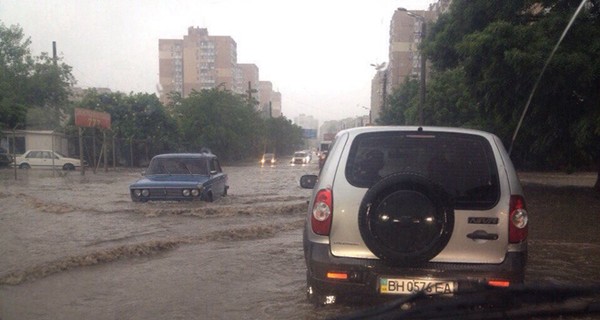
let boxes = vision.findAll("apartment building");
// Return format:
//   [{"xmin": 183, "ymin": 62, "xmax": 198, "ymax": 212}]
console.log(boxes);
[
  {"xmin": 237, "ymin": 63, "xmax": 260, "ymax": 103},
  {"xmin": 258, "ymin": 81, "xmax": 282, "ymax": 118},
  {"xmin": 294, "ymin": 113, "xmax": 319, "ymax": 149},
  {"xmin": 371, "ymin": 0, "xmax": 451, "ymax": 123},
  {"xmin": 270, "ymin": 91, "xmax": 282, "ymax": 118},
  {"xmin": 158, "ymin": 27, "xmax": 236, "ymax": 99},
  {"xmin": 159, "ymin": 27, "xmax": 281, "ymax": 117}
]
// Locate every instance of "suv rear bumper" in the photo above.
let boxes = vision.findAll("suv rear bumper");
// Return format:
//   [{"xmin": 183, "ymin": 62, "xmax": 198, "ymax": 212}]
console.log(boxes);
[{"xmin": 305, "ymin": 241, "xmax": 527, "ymax": 299}]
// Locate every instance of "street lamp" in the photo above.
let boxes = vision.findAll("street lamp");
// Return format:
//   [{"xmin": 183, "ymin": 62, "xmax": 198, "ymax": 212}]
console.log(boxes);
[
  {"xmin": 399, "ymin": 8, "xmax": 427, "ymax": 125},
  {"xmin": 359, "ymin": 106, "xmax": 371, "ymax": 126}
]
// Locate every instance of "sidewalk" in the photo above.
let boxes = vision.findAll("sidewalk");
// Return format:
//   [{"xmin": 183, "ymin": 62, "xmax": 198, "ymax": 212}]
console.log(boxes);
[{"xmin": 518, "ymin": 171, "xmax": 596, "ymax": 187}]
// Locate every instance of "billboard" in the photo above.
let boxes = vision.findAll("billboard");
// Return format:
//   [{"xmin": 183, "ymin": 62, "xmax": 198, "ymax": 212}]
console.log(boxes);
[
  {"xmin": 302, "ymin": 129, "xmax": 317, "ymax": 139},
  {"xmin": 74, "ymin": 108, "xmax": 111, "ymax": 129}
]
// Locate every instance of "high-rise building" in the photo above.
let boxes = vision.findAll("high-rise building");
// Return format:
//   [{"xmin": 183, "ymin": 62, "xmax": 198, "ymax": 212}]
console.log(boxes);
[
  {"xmin": 159, "ymin": 27, "xmax": 237, "ymax": 101},
  {"xmin": 387, "ymin": 9, "xmax": 434, "ymax": 93},
  {"xmin": 158, "ymin": 38, "xmax": 184, "ymax": 101},
  {"xmin": 271, "ymin": 91, "xmax": 282, "ymax": 118},
  {"xmin": 237, "ymin": 63, "xmax": 260, "ymax": 109},
  {"xmin": 371, "ymin": 1, "xmax": 451, "ymax": 123},
  {"xmin": 295, "ymin": 114, "xmax": 319, "ymax": 149},
  {"xmin": 158, "ymin": 27, "xmax": 282, "ymax": 116},
  {"xmin": 258, "ymin": 81, "xmax": 281, "ymax": 118}
]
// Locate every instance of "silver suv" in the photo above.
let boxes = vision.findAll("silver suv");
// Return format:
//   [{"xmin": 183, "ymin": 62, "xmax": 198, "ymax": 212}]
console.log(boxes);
[{"xmin": 300, "ymin": 126, "xmax": 528, "ymax": 305}]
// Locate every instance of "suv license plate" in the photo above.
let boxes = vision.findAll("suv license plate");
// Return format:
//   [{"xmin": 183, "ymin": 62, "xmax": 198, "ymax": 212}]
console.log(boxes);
[{"xmin": 379, "ymin": 278, "xmax": 456, "ymax": 295}]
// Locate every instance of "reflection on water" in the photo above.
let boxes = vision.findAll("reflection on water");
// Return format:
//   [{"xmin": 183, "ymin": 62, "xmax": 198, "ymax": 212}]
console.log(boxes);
[
  {"xmin": 525, "ymin": 183, "xmax": 600, "ymax": 284},
  {"xmin": 528, "ymin": 240, "xmax": 600, "ymax": 283}
]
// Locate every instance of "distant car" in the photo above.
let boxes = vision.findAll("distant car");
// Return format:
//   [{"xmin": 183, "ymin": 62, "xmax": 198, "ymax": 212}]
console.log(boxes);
[
  {"xmin": 0, "ymin": 147, "xmax": 13, "ymax": 167},
  {"xmin": 318, "ymin": 150, "xmax": 328, "ymax": 169},
  {"xmin": 129, "ymin": 152, "xmax": 228, "ymax": 202},
  {"xmin": 291, "ymin": 151, "xmax": 310, "ymax": 164},
  {"xmin": 15, "ymin": 150, "xmax": 82, "ymax": 170},
  {"xmin": 260, "ymin": 153, "xmax": 276, "ymax": 165}
]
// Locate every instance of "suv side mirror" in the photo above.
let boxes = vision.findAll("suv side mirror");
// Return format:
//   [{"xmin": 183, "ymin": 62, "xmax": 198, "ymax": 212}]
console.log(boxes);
[{"xmin": 300, "ymin": 174, "xmax": 318, "ymax": 189}]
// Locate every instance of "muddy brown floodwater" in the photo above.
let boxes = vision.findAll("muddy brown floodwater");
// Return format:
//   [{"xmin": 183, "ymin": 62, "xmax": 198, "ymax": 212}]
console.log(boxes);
[{"xmin": 1, "ymin": 165, "xmax": 599, "ymax": 320}]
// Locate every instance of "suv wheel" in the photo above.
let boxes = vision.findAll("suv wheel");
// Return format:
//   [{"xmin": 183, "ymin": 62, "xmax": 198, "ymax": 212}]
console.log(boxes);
[{"xmin": 358, "ymin": 173, "xmax": 454, "ymax": 266}]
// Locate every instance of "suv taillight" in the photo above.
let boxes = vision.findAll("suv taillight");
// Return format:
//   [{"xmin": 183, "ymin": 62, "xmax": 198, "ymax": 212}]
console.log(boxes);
[
  {"xmin": 509, "ymin": 195, "xmax": 528, "ymax": 243},
  {"xmin": 311, "ymin": 189, "xmax": 333, "ymax": 235}
]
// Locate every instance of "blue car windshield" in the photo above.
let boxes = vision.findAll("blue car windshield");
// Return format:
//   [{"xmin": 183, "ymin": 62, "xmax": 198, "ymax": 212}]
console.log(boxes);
[{"xmin": 147, "ymin": 158, "xmax": 209, "ymax": 175}]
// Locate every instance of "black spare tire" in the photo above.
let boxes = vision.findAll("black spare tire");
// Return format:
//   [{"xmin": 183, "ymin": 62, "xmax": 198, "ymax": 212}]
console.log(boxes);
[{"xmin": 358, "ymin": 173, "xmax": 454, "ymax": 266}]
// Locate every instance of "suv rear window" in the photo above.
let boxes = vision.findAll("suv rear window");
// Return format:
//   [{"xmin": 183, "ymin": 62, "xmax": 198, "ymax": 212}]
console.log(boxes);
[{"xmin": 345, "ymin": 131, "xmax": 500, "ymax": 210}]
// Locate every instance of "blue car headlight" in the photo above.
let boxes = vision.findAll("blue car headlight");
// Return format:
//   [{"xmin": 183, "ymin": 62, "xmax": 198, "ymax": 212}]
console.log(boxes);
[{"xmin": 133, "ymin": 189, "xmax": 149, "ymax": 197}]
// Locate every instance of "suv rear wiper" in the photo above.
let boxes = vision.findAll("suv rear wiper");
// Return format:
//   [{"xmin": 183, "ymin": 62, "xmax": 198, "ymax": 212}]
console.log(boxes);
[{"xmin": 333, "ymin": 282, "xmax": 600, "ymax": 320}]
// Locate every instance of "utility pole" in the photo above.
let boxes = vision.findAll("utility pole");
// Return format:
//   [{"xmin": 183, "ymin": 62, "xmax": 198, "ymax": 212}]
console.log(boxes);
[
  {"xmin": 52, "ymin": 41, "xmax": 57, "ymax": 66},
  {"xmin": 419, "ymin": 21, "xmax": 426, "ymax": 125}
]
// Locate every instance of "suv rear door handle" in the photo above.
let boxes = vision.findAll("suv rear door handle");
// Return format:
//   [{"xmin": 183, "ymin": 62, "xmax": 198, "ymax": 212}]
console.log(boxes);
[{"xmin": 467, "ymin": 230, "xmax": 499, "ymax": 241}]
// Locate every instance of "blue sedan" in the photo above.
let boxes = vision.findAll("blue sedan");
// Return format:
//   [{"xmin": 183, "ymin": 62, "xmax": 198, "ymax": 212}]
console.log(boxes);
[{"xmin": 129, "ymin": 152, "xmax": 228, "ymax": 202}]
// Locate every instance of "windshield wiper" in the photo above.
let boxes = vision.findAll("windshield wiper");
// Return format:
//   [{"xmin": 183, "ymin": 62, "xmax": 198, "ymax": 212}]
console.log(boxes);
[{"xmin": 333, "ymin": 282, "xmax": 600, "ymax": 320}]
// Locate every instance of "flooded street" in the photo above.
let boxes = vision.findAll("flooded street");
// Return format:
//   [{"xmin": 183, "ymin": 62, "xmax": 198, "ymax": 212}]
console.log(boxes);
[{"xmin": 1, "ymin": 164, "xmax": 600, "ymax": 319}]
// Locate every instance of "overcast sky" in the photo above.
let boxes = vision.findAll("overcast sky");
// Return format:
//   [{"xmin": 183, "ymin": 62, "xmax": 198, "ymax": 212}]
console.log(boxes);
[{"xmin": 1, "ymin": 0, "xmax": 429, "ymax": 123}]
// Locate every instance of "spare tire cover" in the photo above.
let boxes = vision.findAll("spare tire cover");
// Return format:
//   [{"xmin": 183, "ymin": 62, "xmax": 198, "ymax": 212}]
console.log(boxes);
[{"xmin": 358, "ymin": 173, "xmax": 454, "ymax": 266}]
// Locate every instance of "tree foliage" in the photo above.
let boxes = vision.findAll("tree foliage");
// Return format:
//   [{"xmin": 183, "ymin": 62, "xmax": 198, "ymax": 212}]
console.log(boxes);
[
  {"xmin": 377, "ymin": 78, "xmax": 419, "ymax": 125},
  {"xmin": 0, "ymin": 22, "xmax": 75, "ymax": 131},
  {"xmin": 173, "ymin": 88, "xmax": 303, "ymax": 161},
  {"xmin": 401, "ymin": 2, "xmax": 598, "ymax": 161},
  {"xmin": 175, "ymin": 88, "xmax": 266, "ymax": 162},
  {"xmin": 425, "ymin": 67, "xmax": 479, "ymax": 127},
  {"xmin": 67, "ymin": 88, "xmax": 304, "ymax": 165},
  {"xmin": 264, "ymin": 116, "xmax": 304, "ymax": 156},
  {"xmin": 381, "ymin": 0, "xmax": 600, "ymax": 189},
  {"xmin": 425, "ymin": 0, "xmax": 532, "ymax": 71},
  {"xmin": 0, "ymin": 23, "xmax": 31, "ymax": 130},
  {"xmin": 74, "ymin": 90, "xmax": 179, "ymax": 162}
]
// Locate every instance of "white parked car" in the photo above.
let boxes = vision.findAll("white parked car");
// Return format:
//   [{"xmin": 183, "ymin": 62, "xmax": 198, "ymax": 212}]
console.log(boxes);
[{"xmin": 15, "ymin": 150, "xmax": 83, "ymax": 170}]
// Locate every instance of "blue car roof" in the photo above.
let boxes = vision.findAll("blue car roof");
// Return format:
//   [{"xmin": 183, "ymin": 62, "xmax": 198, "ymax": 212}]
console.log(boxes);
[{"xmin": 152, "ymin": 152, "xmax": 216, "ymax": 159}]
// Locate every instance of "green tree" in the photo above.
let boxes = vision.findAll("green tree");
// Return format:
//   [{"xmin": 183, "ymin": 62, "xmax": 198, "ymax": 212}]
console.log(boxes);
[
  {"xmin": 424, "ymin": 0, "xmax": 530, "ymax": 71},
  {"xmin": 0, "ymin": 22, "xmax": 74, "ymax": 132},
  {"xmin": 377, "ymin": 78, "xmax": 419, "ymax": 125},
  {"xmin": 455, "ymin": 20, "xmax": 542, "ymax": 141},
  {"xmin": 425, "ymin": 67, "xmax": 478, "ymax": 127},
  {"xmin": 423, "ymin": 0, "xmax": 600, "ymax": 191},
  {"xmin": 175, "ymin": 88, "xmax": 265, "ymax": 162},
  {"xmin": 0, "ymin": 23, "xmax": 33, "ymax": 131},
  {"xmin": 264, "ymin": 116, "xmax": 304, "ymax": 156},
  {"xmin": 74, "ymin": 90, "xmax": 178, "ymax": 165},
  {"xmin": 380, "ymin": 68, "xmax": 478, "ymax": 128}
]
